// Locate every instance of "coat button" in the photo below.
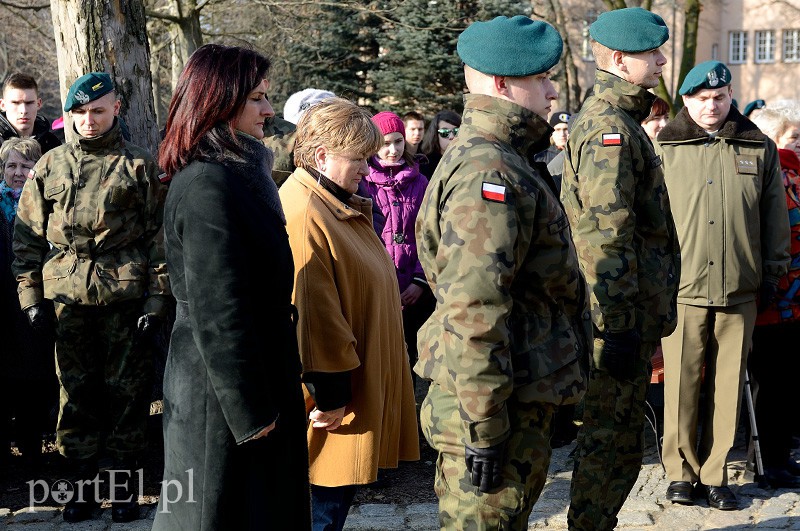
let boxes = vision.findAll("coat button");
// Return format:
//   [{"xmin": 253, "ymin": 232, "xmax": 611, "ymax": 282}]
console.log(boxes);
[
  {"xmin": 707, "ymin": 179, "xmax": 713, "ymax": 184},
  {"xmin": 393, "ymin": 232, "xmax": 405, "ymax": 243},
  {"xmin": 709, "ymin": 261, "xmax": 714, "ymax": 265},
  {"xmin": 709, "ymin": 220, "xmax": 714, "ymax": 224},
  {"xmin": 708, "ymin": 299, "xmax": 713, "ymax": 304}
]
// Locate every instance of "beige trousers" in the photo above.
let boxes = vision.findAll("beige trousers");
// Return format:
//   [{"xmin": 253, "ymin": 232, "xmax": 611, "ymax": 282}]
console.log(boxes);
[{"xmin": 661, "ymin": 301, "xmax": 756, "ymax": 487}]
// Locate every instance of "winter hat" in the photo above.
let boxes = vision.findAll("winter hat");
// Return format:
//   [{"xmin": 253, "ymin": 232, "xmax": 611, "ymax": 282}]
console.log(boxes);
[
  {"xmin": 283, "ymin": 88, "xmax": 335, "ymax": 124},
  {"xmin": 372, "ymin": 112, "xmax": 405, "ymax": 138},
  {"xmin": 549, "ymin": 111, "xmax": 571, "ymax": 127}
]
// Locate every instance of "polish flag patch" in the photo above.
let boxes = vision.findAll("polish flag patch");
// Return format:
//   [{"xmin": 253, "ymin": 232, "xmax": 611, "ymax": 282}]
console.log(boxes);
[
  {"xmin": 602, "ymin": 133, "xmax": 623, "ymax": 146},
  {"xmin": 481, "ymin": 182, "xmax": 506, "ymax": 203}
]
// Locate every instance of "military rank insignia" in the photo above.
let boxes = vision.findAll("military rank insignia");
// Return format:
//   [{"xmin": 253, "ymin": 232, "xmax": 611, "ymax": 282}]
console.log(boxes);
[
  {"xmin": 601, "ymin": 133, "xmax": 622, "ymax": 146},
  {"xmin": 481, "ymin": 182, "xmax": 506, "ymax": 203}
]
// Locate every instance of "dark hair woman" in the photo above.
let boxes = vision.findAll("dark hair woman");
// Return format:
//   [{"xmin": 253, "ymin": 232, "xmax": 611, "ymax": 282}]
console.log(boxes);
[
  {"xmin": 419, "ymin": 109, "xmax": 461, "ymax": 178},
  {"xmin": 153, "ymin": 43, "xmax": 310, "ymax": 530},
  {"xmin": 641, "ymin": 96, "xmax": 670, "ymax": 140}
]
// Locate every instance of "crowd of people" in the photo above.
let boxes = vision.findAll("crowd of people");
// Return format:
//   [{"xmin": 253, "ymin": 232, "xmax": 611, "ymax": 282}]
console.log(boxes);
[{"xmin": 1, "ymin": 6, "xmax": 799, "ymax": 531}]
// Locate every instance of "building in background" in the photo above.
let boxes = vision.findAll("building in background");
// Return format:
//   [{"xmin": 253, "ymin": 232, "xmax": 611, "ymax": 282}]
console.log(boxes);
[{"xmin": 557, "ymin": 0, "xmax": 799, "ymax": 111}]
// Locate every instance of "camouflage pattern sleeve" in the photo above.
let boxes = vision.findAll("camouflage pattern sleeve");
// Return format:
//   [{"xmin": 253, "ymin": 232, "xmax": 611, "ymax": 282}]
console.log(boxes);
[
  {"xmin": 12, "ymin": 156, "xmax": 53, "ymax": 310},
  {"xmin": 138, "ymin": 153, "xmax": 171, "ymax": 316},
  {"xmin": 760, "ymin": 139, "xmax": 791, "ymax": 279},
  {"xmin": 566, "ymin": 129, "xmax": 639, "ymax": 332},
  {"xmin": 431, "ymin": 172, "xmax": 520, "ymax": 447}
]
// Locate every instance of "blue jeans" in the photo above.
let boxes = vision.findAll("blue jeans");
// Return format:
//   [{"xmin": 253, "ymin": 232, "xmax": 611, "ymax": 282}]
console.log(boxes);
[{"xmin": 310, "ymin": 484, "xmax": 357, "ymax": 531}]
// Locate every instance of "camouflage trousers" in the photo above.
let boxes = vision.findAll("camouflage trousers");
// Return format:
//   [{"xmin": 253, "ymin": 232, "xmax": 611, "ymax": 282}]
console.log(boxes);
[
  {"xmin": 54, "ymin": 301, "xmax": 152, "ymax": 461},
  {"xmin": 421, "ymin": 382, "xmax": 555, "ymax": 530},
  {"xmin": 567, "ymin": 340, "xmax": 655, "ymax": 531}
]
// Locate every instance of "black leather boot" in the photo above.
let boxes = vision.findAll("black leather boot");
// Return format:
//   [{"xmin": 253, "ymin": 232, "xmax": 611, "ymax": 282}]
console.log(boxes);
[
  {"xmin": 110, "ymin": 457, "xmax": 140, "ymax": 523},
  {"xmin": 63, "ymin": 458, "xmax": 99, "ymax": 522}
]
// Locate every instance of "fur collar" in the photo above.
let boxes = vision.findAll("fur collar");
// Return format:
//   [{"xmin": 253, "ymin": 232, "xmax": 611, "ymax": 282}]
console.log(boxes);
[
  {"xmin": 657, "ymin": 106, "xmax": 766, "ymax": 143},
  {"xmin": 206, "ymin": 129, "xmax": 284, "ymax": 224}
]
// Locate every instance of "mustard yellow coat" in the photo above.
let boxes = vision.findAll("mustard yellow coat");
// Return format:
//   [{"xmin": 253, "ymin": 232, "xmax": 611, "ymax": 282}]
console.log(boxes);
[{"xmin": 280, "ymin": 167, "xmax": 420, "ymax": 487}]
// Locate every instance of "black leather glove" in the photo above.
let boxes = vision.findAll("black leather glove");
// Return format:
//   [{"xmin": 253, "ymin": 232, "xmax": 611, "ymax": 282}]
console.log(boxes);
[
  {"xmin": 465, "ymin": 441, "xmax": 506, "ymax": 493},
  {"xmin": 598, "ymin": 328, "xmax": 641, "ymax": 382},
  {"xmin": 758, "ymin": 275, "xmax": 780, "ymax": 311},
  {"xmin": 135, "ymin": 313, "xmax": 161, "ymax": 341},
  {"xmin": 25, "ymin": 303, "xmax": 54, "ymax": 334}
]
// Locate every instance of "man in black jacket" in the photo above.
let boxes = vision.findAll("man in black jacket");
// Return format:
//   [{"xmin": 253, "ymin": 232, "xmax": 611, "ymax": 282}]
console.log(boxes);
[{"xmin": 0, "ymin": 73, "xmax": 61, "ymax": 154}]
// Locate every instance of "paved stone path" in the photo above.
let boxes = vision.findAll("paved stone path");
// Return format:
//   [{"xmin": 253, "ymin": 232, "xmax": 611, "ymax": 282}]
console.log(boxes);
[{"xmin": 3, "ymin": 438, "xmax": 798, "ymax": 530}]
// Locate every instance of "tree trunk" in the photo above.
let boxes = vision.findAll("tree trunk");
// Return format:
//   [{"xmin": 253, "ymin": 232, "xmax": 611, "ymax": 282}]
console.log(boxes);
[
  {"xmin": 169, "ymin": 0, "xmax": 202, "ymax": 90},
  {"xmin": 50, "ymin": 0, "xmax": 159, "ymax": 155},
  {"xmin": 673, "ymin": 0, "xmax": 701, "ymax": 112}
]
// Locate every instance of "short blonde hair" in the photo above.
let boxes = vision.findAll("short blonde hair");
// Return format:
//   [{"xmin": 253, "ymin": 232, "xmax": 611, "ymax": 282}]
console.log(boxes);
[
  {"xmin": 590, "ymin": 40, "xmax": 613, "ymax": 69},
  {"xmin": 293, "ymin": 97, "xmax": 382, "ymax": 169},
  {"xmin": 0, "ymin": 137, "xmax": 42, "ymax": 167}
]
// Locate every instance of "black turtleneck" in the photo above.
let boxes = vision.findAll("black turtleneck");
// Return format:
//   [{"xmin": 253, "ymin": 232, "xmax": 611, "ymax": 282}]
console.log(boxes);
[{"xmin": 308, "ymin": 166, "xmax": 353, "ymax": 204}]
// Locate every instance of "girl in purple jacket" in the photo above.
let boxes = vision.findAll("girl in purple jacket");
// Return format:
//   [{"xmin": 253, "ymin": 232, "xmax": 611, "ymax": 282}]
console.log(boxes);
[{"xmin": 360, "ymin": 111, "xmax": 433, "ymax": 384}]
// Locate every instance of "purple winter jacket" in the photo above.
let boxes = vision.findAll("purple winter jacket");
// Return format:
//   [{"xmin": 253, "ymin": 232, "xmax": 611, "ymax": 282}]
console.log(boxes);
[{"xmin": 361, "ymin": 156, "xmax": 429, "ymax": 293}]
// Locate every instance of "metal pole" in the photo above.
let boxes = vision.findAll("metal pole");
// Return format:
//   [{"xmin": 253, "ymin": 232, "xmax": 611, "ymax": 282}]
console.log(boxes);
[{"xmin": 744, "ymin": 369, "xmax": 767, "ymax": 488}]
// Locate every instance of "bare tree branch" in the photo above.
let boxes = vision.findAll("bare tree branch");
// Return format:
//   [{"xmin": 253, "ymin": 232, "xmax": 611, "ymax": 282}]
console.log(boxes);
[{"xmin": 0, "ymin": 0, "xmax": 48, "ymax": 10}]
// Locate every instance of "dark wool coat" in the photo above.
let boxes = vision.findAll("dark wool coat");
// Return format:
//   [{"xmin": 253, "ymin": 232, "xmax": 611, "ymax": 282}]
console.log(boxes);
[{"xmin": 153, "ymin": 133, "xmax": 310, "ymax": 531}]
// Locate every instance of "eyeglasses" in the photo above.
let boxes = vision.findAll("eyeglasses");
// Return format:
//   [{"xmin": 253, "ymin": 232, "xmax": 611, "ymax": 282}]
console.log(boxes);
[{"xmin": 437, "ymin": 127, "xmax": 459, "ymax": 138}]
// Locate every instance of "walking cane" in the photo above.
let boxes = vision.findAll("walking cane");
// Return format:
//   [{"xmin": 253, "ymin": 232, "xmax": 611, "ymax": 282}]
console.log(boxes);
[{"xmin": 744, "ymin": 369, "xmax": 768, "ymax": 488}]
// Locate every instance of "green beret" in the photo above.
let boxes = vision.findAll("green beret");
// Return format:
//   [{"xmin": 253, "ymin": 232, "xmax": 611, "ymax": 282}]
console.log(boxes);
[
  {"xmin": 457, "ymin": 16, "xmax": 563, "ymax": 77},
  {"xmin": 64, "ymin": 72, "xmax": 115, "ymax": 112},
  {"xmin": 678, "ymin": 61, "xmax": 732, "ymax": 95},
  {"xmin": 590, "ymin": 7, "xmax": 669, "ymax": 53}
]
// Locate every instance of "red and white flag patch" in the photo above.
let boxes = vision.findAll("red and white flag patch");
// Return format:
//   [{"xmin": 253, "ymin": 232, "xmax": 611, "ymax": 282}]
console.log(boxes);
[
  {"xmin": 602, "ymin": 133, "xmax": 622, "ymax": 146},
  {"xmin": 481, "ymin": 182, "xmax": 506, "ymax": 203}
]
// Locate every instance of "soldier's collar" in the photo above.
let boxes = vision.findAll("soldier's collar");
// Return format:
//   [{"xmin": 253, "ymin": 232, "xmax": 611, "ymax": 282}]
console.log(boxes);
[
  {"xmin": 75, "ymin": 118, "xmax": 122, "ymax": 152},
  {"xmin": 462, "ymin": 94, "xmax": 553, "ymax": 160},
  {"xmin": 593, "ymin": 70, "xmax": 655, "ymax": 123}
]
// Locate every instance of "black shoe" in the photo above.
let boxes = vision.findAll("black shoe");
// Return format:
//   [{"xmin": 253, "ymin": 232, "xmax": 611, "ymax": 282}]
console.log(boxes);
[
  {"xmin": 705, "ymin": 485, "xmax": 738, "ymax": 510},
  {"xmin": 112, "ymin": 500, "xmax": 140, "ymax": 523},
  {"xmin": 62, "ymin": 500, "xmax": 97, "ymax": 522},
  {"xmin": 666, "ymin": 481, "xmax": 694, "ymax": 504},
  {"xmin": 764, "ymin": 468, "xmax": 800, "ymax": 489},
  {"xmin": 785, "ymin": 459, "xmax": 800, "ymax": 476}
]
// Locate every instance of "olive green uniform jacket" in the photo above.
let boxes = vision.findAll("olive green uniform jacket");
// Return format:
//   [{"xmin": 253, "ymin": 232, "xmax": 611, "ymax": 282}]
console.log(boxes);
[
  {"xmin": 415, "ymin": 94, "xmax": 591, "ymax": 448},
  {"xmin": 262, "ymin": 116, "xmax": 297, "ymax": 187},
  {"xmin": 561, "ymin": 70, "xmax": 680, "ymax": 343},
  {"xmin": 12, "ymin": 120, "xmax": 169, "ymax": 314},
  {"xmin": 656, "ymin": 106, "xmax": 790, "ymax": 305}
]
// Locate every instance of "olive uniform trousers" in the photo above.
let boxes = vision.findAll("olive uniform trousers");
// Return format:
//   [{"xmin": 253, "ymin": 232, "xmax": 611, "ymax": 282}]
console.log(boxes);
[{"xmin": 661, "ymin": 301, "xmax": 756, "ymax": 487}]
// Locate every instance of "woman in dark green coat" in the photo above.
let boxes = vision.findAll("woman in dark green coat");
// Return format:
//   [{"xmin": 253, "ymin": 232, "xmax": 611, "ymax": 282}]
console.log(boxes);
[{"xmin": 153, "ymin": 44, "xmax": 310, "ymax": 530}]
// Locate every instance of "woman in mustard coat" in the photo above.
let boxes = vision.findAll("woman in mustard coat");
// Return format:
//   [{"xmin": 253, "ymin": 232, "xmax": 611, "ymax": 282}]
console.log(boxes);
[{"xmin": 279, "ymin": 97, "xmax": 419, "ymax": 531}]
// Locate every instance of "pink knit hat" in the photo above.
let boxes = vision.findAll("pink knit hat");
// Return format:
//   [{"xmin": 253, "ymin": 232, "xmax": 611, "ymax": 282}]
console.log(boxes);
[{"xmin": 372, "ymin": 112, "xmax": 405, "ymax": 138}]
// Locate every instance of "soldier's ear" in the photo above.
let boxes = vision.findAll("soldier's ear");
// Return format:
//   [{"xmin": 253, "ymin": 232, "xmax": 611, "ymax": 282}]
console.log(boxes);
[
  {"xmin": 113, "ymin": 99, "xmax": 121, "ymax": 116},
  {"xmin": 0, "ymin": 98, "xmax": 5, "ymax": 112},
  {"xmin": 493, "ymin": 75, "xmax": 510, "ymax": 97}
]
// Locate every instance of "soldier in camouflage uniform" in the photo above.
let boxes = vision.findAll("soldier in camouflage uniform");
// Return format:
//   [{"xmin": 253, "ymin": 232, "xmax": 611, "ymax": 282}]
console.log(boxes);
[
  {"xmin": 415, "ymin": 16, "xmax": 591, "ymax": 529},
  {"xmin": 262, "ymin": 114, "xmax": 296, "ymax": 186},
  {"xmin": 559, "ymin": 8, "xmax": 680, "ymax": 530},
  {"xmin": 12, "ymin": 72, "xmax": 169, "ymax": 523}
]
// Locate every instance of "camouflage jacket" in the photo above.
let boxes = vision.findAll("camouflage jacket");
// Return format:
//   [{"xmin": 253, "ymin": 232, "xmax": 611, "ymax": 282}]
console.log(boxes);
[
  {"xmin": 656, "ymin": 107, "xmax": 789, "ymax": 307},
  {"xmin": 262, "ymin": 116, "xmax": 297, "ymax": 187},
  {"xmin": 12, "ymin": 120, "xmax": 169, "ymax": 314},
  {"xmin": 415, "ymin": 94, "xmax": 591, "ymax": 447},
  {"xmin": 560, "ymin": 70, "xmax": 679, "ymax": 343}
]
